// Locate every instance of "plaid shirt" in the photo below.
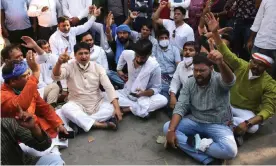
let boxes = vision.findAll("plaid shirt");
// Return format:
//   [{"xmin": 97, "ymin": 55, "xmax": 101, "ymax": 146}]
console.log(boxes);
[{"xmin": 1, "ymin": 118, "xmax": 52, "ymax": 165}]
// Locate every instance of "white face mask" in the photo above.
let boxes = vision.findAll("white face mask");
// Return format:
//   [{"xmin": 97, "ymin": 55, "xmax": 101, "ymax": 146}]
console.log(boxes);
[
  {"xmin": 159, "ymin": 39, "xmax": 169, "ymax": 48},
  {"xmin": 183, "ymin": 57, "xmax": 193, "ymax": 67},
  {"xmin": 248, "ymin": 69, "xmax": 260, "ymax": 80}
]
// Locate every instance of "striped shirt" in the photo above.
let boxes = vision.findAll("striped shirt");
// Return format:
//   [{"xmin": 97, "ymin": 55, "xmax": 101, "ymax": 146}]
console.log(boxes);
[
  {"xmin": 1, "ymin": 118, "xmax": 51, "ymax": 165},
  {"xmin": 173, "ymin": 71, "xmax": 236, "ymax": 124}
]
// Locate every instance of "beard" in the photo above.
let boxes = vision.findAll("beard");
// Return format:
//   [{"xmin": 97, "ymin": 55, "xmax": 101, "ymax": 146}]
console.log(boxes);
[
  {"xmin": 118, "ymin": 37, "xmax": 128, "ymax": 44},
  {"xmin": 136, "ymin": 60, "xmax": 146, "ymax": 66},
  {"xmin": 195, "ymin": 74, "xmax": 211, "ymax": 86}
]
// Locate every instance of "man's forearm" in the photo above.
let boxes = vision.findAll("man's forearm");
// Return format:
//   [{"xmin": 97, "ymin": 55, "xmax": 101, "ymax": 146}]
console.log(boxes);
[
  {"xmin": 248, "ymin": 115, "xmax": 263, "ymax": 126},
  {"xmin": 168, "ymin": 114, "xmax": 181, "ymax": 131},
  {"xmin": 106, "ymin": 26, "xmax": 113, "ymax": 41},
  {"xmin": 53, "ymin": 62, "xmax": 62, "ymax": 76},
  {"xmin": 33, "ymin": 45, "xmax": 45, "ymax": 55},
  {"xmin": 217, "ymin": 61, "xmax": 234, "ymax": 84},
  {"xmin": 248, "ymin": 31, "xmax": 257, "ymax": 43},
  {"xmin": 212, "ymin": 30, "xmax": 223, "ymax": 45},
  {"xmin": 123, "ymin": 16, "xmax": 133, "ymax": 25},
  {"xmin": 111, "ymin": 98, "xmax": 120, "ymax": 110},
  {"xmin": 152, "ymin": 7, "xmax": 162, "ymax": 22}
]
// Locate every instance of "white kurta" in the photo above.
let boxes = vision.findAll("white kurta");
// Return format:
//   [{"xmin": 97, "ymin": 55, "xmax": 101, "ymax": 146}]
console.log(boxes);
[
  {"xmin": 52, "ymin": 60, "xmax": 117, "ymax": 131},
  {"xmin": 116, "ymin": 50, "xmax": 168, "ymax": 118}
]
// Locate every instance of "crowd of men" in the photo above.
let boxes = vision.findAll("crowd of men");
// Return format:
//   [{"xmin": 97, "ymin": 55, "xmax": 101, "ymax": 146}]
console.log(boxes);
[{"xmin": 1, "ymin": 0, "xmax": 276, "ymax": 165}]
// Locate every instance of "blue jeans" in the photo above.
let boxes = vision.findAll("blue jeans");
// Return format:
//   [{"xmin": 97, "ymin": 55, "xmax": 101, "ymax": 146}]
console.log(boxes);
[
  {"xmin": 36, "ymin": 154, "xmax": 64, "ymax": 165},
  {"xmin": 107, "ymin": 70, "xmax": 125, "ymax": 89},
  {"xmin": 163, "ymin": 118, "xmax": 237, "ymax": 164}
]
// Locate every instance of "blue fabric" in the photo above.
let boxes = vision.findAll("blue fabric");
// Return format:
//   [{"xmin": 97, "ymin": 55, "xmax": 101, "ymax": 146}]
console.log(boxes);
[
  {"xmin": 115, "ymin": 25, "xmax": 131, "ymax": 63},
  {"xmin": 163, "ymin": 118, "xmax": 237, "ymax": 164},
  {"xmin": 2, "ymin": 61, "xmax": 28, "ymax": 80}
]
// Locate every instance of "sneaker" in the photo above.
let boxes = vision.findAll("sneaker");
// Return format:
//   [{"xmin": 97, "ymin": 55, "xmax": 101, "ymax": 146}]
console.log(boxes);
[{"xmin": 235, "ymin": 135, "xmax": 244, "ymax": 147}]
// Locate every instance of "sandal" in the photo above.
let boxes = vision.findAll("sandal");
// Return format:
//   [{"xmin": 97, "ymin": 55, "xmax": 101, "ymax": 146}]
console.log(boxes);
[{"xmin": 105, "ymin": 117, "xmax": 118, "ymax": 130}]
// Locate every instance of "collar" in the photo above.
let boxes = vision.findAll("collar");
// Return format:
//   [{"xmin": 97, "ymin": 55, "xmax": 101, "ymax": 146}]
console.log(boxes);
[
  {"xmin": 248, "ymin": 69, "xmax": 261, "ymax": 80},
  {"xmin": 76, "ymin": 61, "xmax": 90, "ymax": 70}
]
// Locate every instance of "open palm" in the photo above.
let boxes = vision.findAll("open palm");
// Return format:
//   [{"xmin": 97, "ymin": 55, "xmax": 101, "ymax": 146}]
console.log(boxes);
[{"xmin": 204, "ymin": 13, "xmax": 219, "ymax": 32}]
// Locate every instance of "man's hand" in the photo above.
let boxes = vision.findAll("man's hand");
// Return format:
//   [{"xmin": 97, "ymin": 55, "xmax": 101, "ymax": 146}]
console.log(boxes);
[
  {"xmin": 106, "ymin": 11, "xmax": 114, "ymax": 27},
  {"xmin": 57, "ymin": 48, "xmax": 70, "ymax": 64},
  {"xmin": 57, "ymin": 124, "xmax": 68, "ymax": 134},
  {"xmin": 41, "ymin": 6, "xmax": 49, "ymax": 12},
  {"xmin": 219, "ymin": 27, "xmax": 233, "ymax": 34},
  {"xmin": 21, "ymin": 36, "xmax": 38, "ymax": 49},
  {"xmin": 206, "ymin": 39, "xmax": 223, "ymax": 65},
  {"xmin": 15, "ymin": 104, "xmax": 36, "ymax": 130},
  {"xmin": 26, "ymin": 50, "xmax": 40, "ymax": 79},
  {"xmin": 113, "ymin": 107, "xmax": 123, "ymax": 121},
  {"xmin": 166, "ymin": 130, "xmax": 177, "ymax": 148},
  {"xmin": 117, "ymin": 70, "xmax": 128, "ymax": 82},
  {"xmin": 2, "ymin": 27, "xmax": 9, "ymax": 38},
  {"xmin": 129, "ymin": 10, "xmax": 139, "ymax": 19},
  {"xmin": 169, "ymin": 95, "xmax": 177, "ymax": 109},
  {"xmin": 159, "ymin": 1, "xmax": 168, "ymax": 9},
  {"xmin": 204, "ymin": 12, "xmax": 219, "ymax": 32},
  {"xmin": 234, "ymin": 122, "xmax": 248, "ymax": 136},
  {"xmin": 90, "ymin": 5, "xmax": 102, "ymax": 17}
]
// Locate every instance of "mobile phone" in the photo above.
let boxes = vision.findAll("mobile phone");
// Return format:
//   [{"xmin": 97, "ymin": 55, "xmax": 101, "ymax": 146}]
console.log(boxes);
[
  {"xmin": 130, "ymin": 92, "xmax": 137, "ymax": 96},
  {"xmin": 59, "ymin": 131, "xmax": 75, "ymax": 139}
]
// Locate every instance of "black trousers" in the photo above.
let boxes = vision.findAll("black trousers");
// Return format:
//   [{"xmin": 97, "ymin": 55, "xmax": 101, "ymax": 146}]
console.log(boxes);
[
  {"xmin": 38, "ymin": 25, "xmax": 57, "ymax": 41},
  {"xmin": 8, "ymin": 27, "xmax": 34, "ymax": 44}
]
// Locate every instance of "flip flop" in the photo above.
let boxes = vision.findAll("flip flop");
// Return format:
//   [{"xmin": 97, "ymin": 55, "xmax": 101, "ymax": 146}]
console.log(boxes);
[{"xmin": 105, "ymin": 117, "xmax": 118, "ymax": 130}]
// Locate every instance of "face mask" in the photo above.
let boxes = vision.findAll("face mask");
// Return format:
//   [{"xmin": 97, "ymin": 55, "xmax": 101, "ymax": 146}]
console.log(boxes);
[
  {"xmin": 248, "ymin": 69, "xmax": 260, "ymax": 80},
  {"xmin": 159, "ymin": 39, "xmax": 169, "ymax": 48},
  {"xmin": 183, "ymin": 57, "xmax": 193, "ymax": 67}
]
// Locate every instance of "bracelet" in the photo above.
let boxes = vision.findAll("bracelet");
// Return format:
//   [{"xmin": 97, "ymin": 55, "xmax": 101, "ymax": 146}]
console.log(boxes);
[{"xmin": 168, "ymin": 129, "xmax": 175, "ymax": 132}]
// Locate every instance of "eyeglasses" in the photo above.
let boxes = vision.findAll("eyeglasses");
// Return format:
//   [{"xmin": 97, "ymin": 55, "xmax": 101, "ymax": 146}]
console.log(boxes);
[{"xmin": 172, "ymin": 30, "xmax": 176, "ymax": 38}]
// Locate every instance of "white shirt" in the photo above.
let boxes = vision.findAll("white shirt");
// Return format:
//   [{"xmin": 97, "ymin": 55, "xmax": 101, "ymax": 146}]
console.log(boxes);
[
  {"xmin": 169, "ymin": 60, "xmax": 193, "ymax": 94},
  {"xmin": 90, "ymin": 45, "xmax": 109, "ymax": 72},
  {"xmin": 49, "ymin": 16, "xmax": 96, "ymax": 57},
  {"xmin": 62, "ymin": 0, "xmax": 92, "ymax": 19},
  {"xmin": 250, "ymin": 0, "xmax": 276, "ymax": 50},
  {"xmin": 28, "ymin": 0, "xmax": 62, "ymax": 27},
  {"xmin": 36, "ymin": 53, "xmax": 58, "ymax": 86},
  {"xmin": 1, "ymin": 0, "xmax": 31, "ymax": 31},
  {"xmin": 163, "ymin": 19, "xmax": 195, "ymax": 52}
]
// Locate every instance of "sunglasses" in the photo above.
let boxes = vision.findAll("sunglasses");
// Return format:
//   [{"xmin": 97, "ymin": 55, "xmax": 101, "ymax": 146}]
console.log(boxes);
[{"xmin": 172, "ymin": 30, "xmax": 176, "ymax": 38}]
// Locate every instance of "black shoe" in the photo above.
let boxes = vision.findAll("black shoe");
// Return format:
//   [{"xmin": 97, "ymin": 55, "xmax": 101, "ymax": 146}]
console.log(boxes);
[
  {"xmin": 235, "ymin": 135, "xmax": 244, "ymax": 147},
  {"xmin": 69, "ymin": 121, "xmax": 79, "ymax": 135}
]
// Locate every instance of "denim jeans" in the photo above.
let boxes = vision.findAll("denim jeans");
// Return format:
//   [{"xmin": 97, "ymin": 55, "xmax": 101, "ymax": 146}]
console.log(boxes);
[
  {"xmin": 36, "ymin": 154, "xmax": 64, "ymax": 165},
  {"xmin": 107, "ymin": 70, "xmax": 125, "ymax": 89},
  {"xmin": 163, "ymin": 118, "xmax": 237, "ymax": 164}
]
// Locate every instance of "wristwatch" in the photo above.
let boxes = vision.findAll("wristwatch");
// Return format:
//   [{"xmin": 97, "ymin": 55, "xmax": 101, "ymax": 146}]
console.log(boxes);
[{"xmin": 244, "ymin": 120, "xmax": 253, "ymax": 128}]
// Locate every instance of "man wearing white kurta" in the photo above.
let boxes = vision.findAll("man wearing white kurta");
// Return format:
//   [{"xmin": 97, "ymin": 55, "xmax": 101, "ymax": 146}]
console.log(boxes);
[
  {"xmin": 116, "ymin": 39, "xmax": 168, "ymax": 118},
  {"xmin": 52, "ymin": 42, "xmax": 122, "ymax": 132}
]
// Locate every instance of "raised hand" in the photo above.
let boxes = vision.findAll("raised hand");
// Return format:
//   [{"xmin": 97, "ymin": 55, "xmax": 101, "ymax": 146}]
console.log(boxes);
[
  {"xmin": 106, "ymin": 11, "xmax": 114, "ymax": 27},
  {"xmin": 159, "ymin": 1, "xmax": 168, "ymax": 9},
  {"xmin": 21, "ymin": 36, "xmax": 38, "ymax": 49},
  {"xmin": 91, "ymin": 5, "xmax": 102, "ymax": 17},
  {"xmin": 129, "ymin": 10, "xmax": 139, "ymax": 19},
  {"xmin": 26, "ymin": 50, "xmax": 40, "ymax": 77},
  {"xmin": 57, "ymin": 48, "xmax": 70, "ymax": 64},
  {"xmin": 207, "ymin": 41, "xmax": 223, "ymax": 65},
  {"xmin": 204, "ymin": 12, "xmax": 219, "ymax": 32}
]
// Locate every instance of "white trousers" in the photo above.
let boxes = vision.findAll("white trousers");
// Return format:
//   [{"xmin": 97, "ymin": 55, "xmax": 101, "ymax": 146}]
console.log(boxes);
[
  {"xmin": 232, "ymin": 106, "xmax": 259, "ymax": 133},
  {"xmin": 19, "ymin": 109, "xmax": 69, "ymax": 156},
  {"xmin": 117, "ymin": 90, "xmax": 168, "ymax": 118},
  {"xmin": 61, "ymin": 101, "xmax": 114, "ymax": 132}
]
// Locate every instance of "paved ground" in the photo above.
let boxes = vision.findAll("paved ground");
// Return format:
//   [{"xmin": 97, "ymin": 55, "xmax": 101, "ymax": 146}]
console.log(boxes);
[{"xmin": 61, "ymin": 111, "xmax": 276, "ymax": 165}]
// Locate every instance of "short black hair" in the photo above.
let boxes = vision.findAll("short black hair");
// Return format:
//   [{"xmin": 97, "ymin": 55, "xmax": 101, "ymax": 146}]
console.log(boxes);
[
  {"xmin": 157, "ymin": 28, "xmax": 170, "ymax": 38},
  {"xmin": 36, "ymin": 39, "xmax": 48, "ymax": 48},
  {"xmin": 133, "ymin": 39, "xmax": 153, "ymax": 56},
  {"xmin": 77, "ymin": 31, "xmax": 93, "ymax": 42},
  {"xmin": 141, "ymin": 20, "xmax": 153, "ymax": 30},
  {"xmin": 74, "ymin": 42, "xmax": 90, "ymax": 53},
  {"xmin": 193, "ymin": 52, "xmax": 214, "ymax": 66},
  {"xmin": 174, "ymin": 6, "xmax": 186, "ymax": 16},
  {"xmin": 57, "ymin": 16, "xmax": 70, "ymax": 24},
  {"xmin": 1, "ymin": 44, "xmax": 21, "ymax": 61},
  {"xmin": 183, "ymin": 41, "xmax": 200, "ymax": 53}
]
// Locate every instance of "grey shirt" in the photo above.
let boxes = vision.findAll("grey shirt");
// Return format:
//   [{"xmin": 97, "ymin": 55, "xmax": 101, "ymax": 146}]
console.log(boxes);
[
  {"xmin": 107, "ymin": 0, "xmax": 124, "ymax": 17},
  {"xmin": 173, "ymin": 71, "xmax": 236, "ymax": 124}
]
